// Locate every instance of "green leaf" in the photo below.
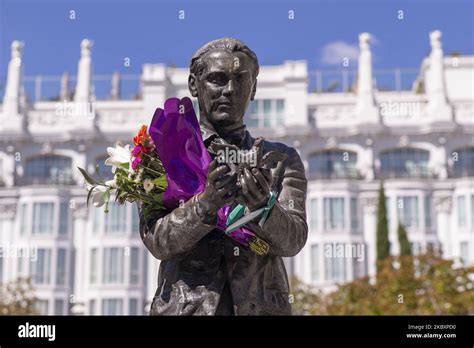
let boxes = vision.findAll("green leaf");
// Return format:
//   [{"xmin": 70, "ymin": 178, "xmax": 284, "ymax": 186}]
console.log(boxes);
[
  {"xmin": 102, "ymin": 189, "xmax": 111, "ymax": 205},
  {"xmin": 153, "ymin": 176, "xmax": 168, "ymax": 190},
  {"xmin": 77, "ymin": 167, "xmax": 97, "ymax": 185}
]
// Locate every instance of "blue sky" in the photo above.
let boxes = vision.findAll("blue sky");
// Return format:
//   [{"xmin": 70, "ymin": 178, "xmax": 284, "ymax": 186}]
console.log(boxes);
[{"xmin": 0, "ymin": 0, "xmax": 473, "ymax": 79}]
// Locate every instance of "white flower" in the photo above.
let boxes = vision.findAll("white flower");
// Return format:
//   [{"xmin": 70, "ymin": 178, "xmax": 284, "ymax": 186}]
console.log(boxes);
[
  {"xmin": 135, "ymin": 168, "xmax": 144, "ymax": 183},
  {"xmin": 105, "ymin": 143, "xmax": 131, "ymax": 173},
  {"xmin": 105, "ymin": 178, "xmax": 118, "ymax": 189},
  {"xmin": 143, "ymin": 178, "xmax": 154, "ymax": 193},
  {"xmin": 86, "ymin": 184, "xmax": 109, "ymax": 207}
]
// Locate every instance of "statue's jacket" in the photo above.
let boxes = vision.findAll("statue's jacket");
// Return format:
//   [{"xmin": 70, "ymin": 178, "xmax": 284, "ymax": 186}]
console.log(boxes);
[{"xmin": 138, "ymin": 125, "xmax": 308, "ymax": 315}]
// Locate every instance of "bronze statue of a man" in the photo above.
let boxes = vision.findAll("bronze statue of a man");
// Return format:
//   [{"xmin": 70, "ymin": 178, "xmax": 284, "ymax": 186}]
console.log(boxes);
[{"xmin": 139, "ymin": 38, "xmax": 308, "ymax": 315}]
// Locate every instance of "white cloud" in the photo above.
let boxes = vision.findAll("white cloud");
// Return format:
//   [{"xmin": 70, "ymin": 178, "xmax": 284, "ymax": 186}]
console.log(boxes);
[
  {"xmin": 321, "ymin": 41, "xmax": 359, "ymax": 65},
  {"xmin": 320, "ymin": 35, "xmax": 378, "ymax": 66}
]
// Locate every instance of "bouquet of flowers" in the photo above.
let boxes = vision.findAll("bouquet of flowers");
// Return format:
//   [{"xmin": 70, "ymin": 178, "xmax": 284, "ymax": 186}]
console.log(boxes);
[
  {"xmin": 77, "ymin": 125, "xmax": 168, "ymax": 214},
  {"xmin": 78, "ymin": 96, "xmax": 270, "ymax": 256}
]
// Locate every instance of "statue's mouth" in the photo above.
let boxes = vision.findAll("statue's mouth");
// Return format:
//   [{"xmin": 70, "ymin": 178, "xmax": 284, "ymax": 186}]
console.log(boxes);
[{"xmin": 216, "ymin": 102, "xmax": 231, "ymax": 111}]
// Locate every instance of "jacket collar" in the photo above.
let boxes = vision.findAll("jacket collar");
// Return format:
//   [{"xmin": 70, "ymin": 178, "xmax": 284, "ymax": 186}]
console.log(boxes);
[{"xmin": 200, "ymin": 121, "xmax": 254, "ymax": 150}]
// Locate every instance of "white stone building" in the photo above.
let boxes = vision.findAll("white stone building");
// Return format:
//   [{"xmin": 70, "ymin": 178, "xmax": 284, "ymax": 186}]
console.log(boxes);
[{"xmin": 0, "ymin": 31, "xmax": 473, "ymax": 314}]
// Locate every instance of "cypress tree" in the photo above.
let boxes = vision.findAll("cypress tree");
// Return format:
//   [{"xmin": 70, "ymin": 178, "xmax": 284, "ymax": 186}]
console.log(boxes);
[{"xmin": 376, "ymin": 180, "xmax": 390, "ymax": 262}]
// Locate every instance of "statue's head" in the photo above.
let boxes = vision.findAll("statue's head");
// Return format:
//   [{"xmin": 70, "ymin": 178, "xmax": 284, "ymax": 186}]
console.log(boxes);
[{"xmin": 188, "ymin": 38, "xmax": 259, "ymax": 128}]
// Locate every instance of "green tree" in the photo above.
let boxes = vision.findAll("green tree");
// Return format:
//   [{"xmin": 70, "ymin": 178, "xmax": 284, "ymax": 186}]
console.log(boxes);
[
  {"xmin": 290, "ymin": 254, "xmax": 474, "ymax": 315},
  {"xmin": 376, "ymin": 180, "xmax": 390, "ymax": 263},
  {"xmin": 397, "ymin": 223, "xmax": 411, "ymax": 256},
  {"xmin": 289, "ymin": 276, "xmax": 326, "ymax": 315}
]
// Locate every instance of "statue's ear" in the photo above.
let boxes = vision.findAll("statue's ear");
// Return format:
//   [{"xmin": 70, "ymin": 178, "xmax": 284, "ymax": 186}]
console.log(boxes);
[
  {"xmin": 188, "ymin": 74, "xmax": 198, "ymax": 97},
  {"xmin": 250, "ymin": 79, "xmax": 257, "ymax": 101}
]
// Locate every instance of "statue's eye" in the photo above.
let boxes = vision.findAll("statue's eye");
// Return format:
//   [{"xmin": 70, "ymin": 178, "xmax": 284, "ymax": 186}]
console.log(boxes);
[{"xmin": 207, "ymin": 72, "xmax": 227, "ymax": 85}]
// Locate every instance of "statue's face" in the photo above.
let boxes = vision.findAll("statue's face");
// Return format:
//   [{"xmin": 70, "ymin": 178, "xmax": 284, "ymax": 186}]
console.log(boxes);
[{"xmin": 191, "ymin": 49, "xmax": 257, "ymax": 127}]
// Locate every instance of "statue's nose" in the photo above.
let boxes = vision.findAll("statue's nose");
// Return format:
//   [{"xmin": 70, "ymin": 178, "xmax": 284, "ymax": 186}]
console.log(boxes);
[{"xmin": 223, "ymin": 79, "xmax": 234, "ymax": 96}]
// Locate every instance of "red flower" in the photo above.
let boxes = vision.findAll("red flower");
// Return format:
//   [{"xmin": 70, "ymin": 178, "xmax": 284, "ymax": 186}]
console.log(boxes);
[{"xmin": 132, "ymin": 125, "xmax": 155, "ymax": 161}]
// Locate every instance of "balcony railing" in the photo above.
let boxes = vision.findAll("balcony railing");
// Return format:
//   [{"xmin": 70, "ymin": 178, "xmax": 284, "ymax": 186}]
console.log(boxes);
[
  {"xmin": 309, "ymin": 68, "xmax": 420, "ymax": 93},
  {"xmin": 307, "ymin": 168, "xmax": 362, "ymax": 180},
  {"xmin": 20, "ymin": 74, "xmax": 141, "ymax": 103},
  {"xmin": 0, "ymin": 67, "xmax": 424, "ymax": 104},
  {"xmin": 15, "ymin": 175, "xmax": 76, "ymax": 186},
  {"xmin": 449, "ymin": 168, "xmax": 474, "ymax": 178},
  {"xmin": 376, "ymin": 168, "xmax": 435, "ymax": 179}
]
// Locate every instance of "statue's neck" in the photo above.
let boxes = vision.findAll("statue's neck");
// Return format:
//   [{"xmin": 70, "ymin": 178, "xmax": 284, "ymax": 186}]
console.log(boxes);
[{"xmin": 201, "ymin": 117, "xmax": 246, "ymax": 147}]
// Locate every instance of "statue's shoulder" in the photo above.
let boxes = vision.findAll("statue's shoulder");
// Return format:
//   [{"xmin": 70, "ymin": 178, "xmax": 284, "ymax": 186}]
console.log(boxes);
[{"xmin": 261, "ymin": 138, "xmax": 299, "ymax": 158}]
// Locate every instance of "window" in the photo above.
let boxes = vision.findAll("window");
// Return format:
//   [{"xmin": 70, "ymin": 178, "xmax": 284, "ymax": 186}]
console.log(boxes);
[
  {"xmin": 350, "ymin": 197, "xmax": 358, "ymax": 231},
  {"xmin": 323, "ymin": 197, "xmax": 345, "ymax": 230},
  {"xmin": 103, "ymin": 247, "xmax": 124, "ymax": 284},
  {"xmin": 424, "ymin": 195, "xmax": 432, "ymax": 228},
  {"xmin": 17, "ymin": 257, "xmax": 25, "ymax": 277},
  {"xmin": 311, "ymin": 244, "xmax": 319, "ymax": 281},
  {"xmin": 460, "ymin": 242, "xmax": 469, "ymax": 265},
  {"xmin": 34, "ymin": 300, "xmax": 49, "ymax": 315},
  {"xmin": 54, "ymin": 299, "xmax": 64, "ymax": 315},
  {"xmin": 93, "ymin": 208, "xmax": 101, "ymax": 234},
  {"xmin": 90, "ymin": 248, "xmax": 98, "ymax": 284},
  {"xmin": 31, "ymin": 248, "xmax": 51, "ymax": 285},
  {"xmin": 56, "ymin": 248, "xmax": 66, "ymax": 286},
  {"xmin": 276, "ymin": 99, "xmax": 285, "ymax": 125},
  {"xmin": 89, "ymin": 300, "xmax": 96, "ymax": 315},
  {"xmin": 284, "ymin": 257, "xmax": 295, "ymax": 277},
  {"xmin": 104, "ymin": 203, "xmax": 127, "ymax": 234},
  {"xmin": 397, "ymin": 196, "xmax": 419, "ymax": 228},
  {"xmin": 59, "ymin": 202, "xmax": 69, "ymax": 235},
  {"xmin": 451, "ymin": 147, "xmax": 474, "ymax": 177},
  {"xmin": 246, "ymin": 99, "xmax": 285, "ymax": 128},
  {"xmin": 308, "ymin": 150, "xmax": 358, "ymax": 179},
  {"xmin": 0, "ymin": 252, "xmax": 3, "ymax": 284},
  {"xmin": 324, "ymin": 243, "xmax": 346, "ymax": 282},
  {"xmin": 129, "ymin": 247, "xmax": 140, "ymax": 284},
  {"xmin": 410, "ymin": 242, "xmax": 422, "ymax": 255},
  {"xmin": 379, "ymin": 148, "xmax": 430, "ymax": 178},
  {"xmin": 352, "ymin": 246, "xmax": 367, "ymax": 279},
  {"xmin": 131, "ymin": 205, "xmax": 140, "ymax": 234},
  {"xmin": 102, "ymin": 299, "xmax": 123, "ymax": 315},
  {"xmin": 457, "ymin": 196, "xmax": 467, "ymax": 227},
  {"xmin": 309, "ymin": 198, "xmax": 319, "ymax": 231},
  {"xmin": 129, "ymin": 298, "xmax": 139, "ymax": 315},
  {"xmin": 192, "ymin": 99, "xmax": 200, "ymax": 119},
  {"xmin": 471, "ymin": 195, "xmax": 474, "ymax": 229},
  {"xmin": 24, "ymin": 155, "xmax": 73, "ymax": 185},
  {"xmin": 19, "ymin": 203, "xmax": 28, "ymax": 235},
  {"xmin": 32, "ymin": 202, "xmax": 54, "ymax": 235},
  {"xmin": 263, "ymin": 99, "xmax": 272, "ymax": 127}
]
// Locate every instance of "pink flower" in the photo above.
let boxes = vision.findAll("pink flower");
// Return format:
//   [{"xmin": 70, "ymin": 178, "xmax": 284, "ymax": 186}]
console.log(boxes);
[
  {"xmin": 132, "ymin": 156, "xmax": 142, "ymax": 171},
  {"xmin": 132, "ymin": 145, "xmax": 143, "ymax": 157}
]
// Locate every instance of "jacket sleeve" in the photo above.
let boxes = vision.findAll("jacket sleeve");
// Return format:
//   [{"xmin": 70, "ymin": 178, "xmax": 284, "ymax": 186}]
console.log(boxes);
[
  {"xmin": 137, "ymin": 195, "xmax": 217, "ymax": 260},
  {"xmin": 252, "ymin": 148, "xmax": 308, "ymax": 257}
]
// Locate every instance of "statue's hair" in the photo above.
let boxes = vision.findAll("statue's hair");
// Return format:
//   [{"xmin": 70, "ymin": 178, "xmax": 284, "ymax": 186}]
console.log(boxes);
[{"xmin": 190, "ymin": 38, "xmax": 259, "ymax": 79}]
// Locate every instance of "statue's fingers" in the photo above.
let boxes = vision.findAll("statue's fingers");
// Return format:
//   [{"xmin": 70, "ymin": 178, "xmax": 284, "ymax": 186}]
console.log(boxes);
[
  {"xmin": 214, "ymin": 171, "xmax": 237, "ymax": 189},
  {"xmin": 252, "ymin": 168, "xmax": 271, "ymax": 196},
  {"xmin": 261, "ymin": 168, "xmax": 273, "ymax": 184},
  {"xmin": 207, "ymin": 158, "xmax": 218, "ymax": 175},
  {"xmin": 208, "ymin": 164, "xmax": 229, "ymax": 183},
  {"xmin": 243, "ymin": 168, "xmax": 264, "ymax": 201}
]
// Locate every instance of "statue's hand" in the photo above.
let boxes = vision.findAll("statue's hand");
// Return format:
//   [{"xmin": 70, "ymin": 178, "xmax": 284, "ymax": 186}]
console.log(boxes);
[
  {"xmin": 239, "ymin": 167, "xmax": 273, "ymax": 211},
  {"xmin": 198, "ymin": 158, "xmax": 238, "ymax": 215}
]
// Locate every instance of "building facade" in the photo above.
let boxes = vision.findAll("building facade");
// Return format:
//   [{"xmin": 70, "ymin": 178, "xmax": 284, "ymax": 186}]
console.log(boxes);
[{"xmin": 0, "ymin": 31, "xmax": 473, "ymax": 314}]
